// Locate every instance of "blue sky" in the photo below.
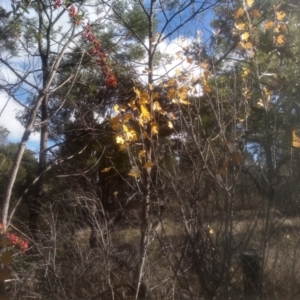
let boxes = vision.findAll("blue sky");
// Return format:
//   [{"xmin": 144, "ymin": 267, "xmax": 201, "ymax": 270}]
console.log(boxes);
[{"xmin": 0, "ymin": 0, "xmax": 215, "ymax": 152}]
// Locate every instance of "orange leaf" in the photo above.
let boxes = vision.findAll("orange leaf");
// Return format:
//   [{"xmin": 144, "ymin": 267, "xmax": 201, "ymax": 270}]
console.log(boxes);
[
  {"xmin": 264, "ymin": 20, "xmax": 274, "ymax": 29},
  {"xmin": 234, "ymin": 7, "xmax": 245, "ymax": 19},
  {"xmin": 250, "ymin": 9, "xmax": 261, "ymax": 18},
  {"xmin": 292, "ymin": 130, "xmax": 300, "ymax": 148},
  {"xmin": 143, "ymin": 161, "xmax": 155, "ymax": 169},
  {"xmin": 276, "ymin": 11, "xmax": 286, "ymax": 21},
  {"xmin": 276, "ymin": 35, "xmax": 286, "ymax": 45}
]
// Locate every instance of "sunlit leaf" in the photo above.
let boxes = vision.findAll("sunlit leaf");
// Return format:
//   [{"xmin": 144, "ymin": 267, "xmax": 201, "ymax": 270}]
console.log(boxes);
[
  {"xmin": 125, "ymin": 130, "xmax": 137, "ymax": 141},
  {"xmin": 167, "ymin": 121, "xmax": 173, "ymax": 129},
  {"xmin": 133, "ymin": 87, "xmax": 140, "ymax": 99},
  {"xmin": 151, "ymin": 122, "xmax": 159, "ymax": 134},
  {"xmin": 232, "ymin": 152, "xmax": 243, "ymax": 163},
  {"xmin": 1, "ymin": 251, "xmax": 13, "ymax": 265},
  {"xmin": 143, "ymin": 161, "xmax": 155, "ymax": 169},
  {"xmin": 175, "ymin": 69, "xmax": 181, "ymax": 75},
  {"xmin": 235, "ymin": 22, "xmax": 245, "ymax": 30},
  {"xmin": 177, "ymin": 86, "xmax": 188, "ymax": 99},
  {"xmin": 200, "ymin": 62, "xmax": 209, "ymax": 69},
  {"xmin": 128, "ymin": 99, "xmax": 137, "ymax": 110},
  {"xmin": 275, "ymin": 23, "xmax": 287, "ymax": 33},
  {"xmin": 122, "ymin": 124, "xmax": 129, "ymax": 132},
  {"xmin": 241, "ymin": 32, "xmax": 250, "ymax": 41},
  {"xmin": 101, "ymin": 167, "xmax": 112, "ymax": 173},
  {"xmin": 244, "ymin": 42, "xmax": 253, "ymax": 49},
  {"xmin": 293, "ymin": 130, "xmax": 300, "ymax": 148},
  {"xmin": 0, "ymin": 267, "xmax": 12, "ymax": 282},
  {"xmin": 234, "ymin": 7, "xmax": 244, "ymax": 19},
  {"xmin": 113, "ymin": 104, "xmax": 119, "ymax": 112},
  {"xmin": 264, "ymin": 20, "xmax": 274, "ymax": 29},
  {"xmin": 246, "ymin": 0, "xmax": 254, "ymax": 7},
  {"xmin": 276, "ymin": 35, "xmax": 286, "ymax": 45},
  {"xmin": 148, "ymin": 83, "xmax": 153, "ymax": 91},
  {"xmin": 153, "ymin": 101, "xmax": 166, "ymax": 115},
  {"xmin": 167, "ymin": 88, "xmax": 176, "ymax": 99},
  {"xmin": 169, "ymin": 112, "xmax": 176, "ymax": 120},
  {"xmin": 276, "ymin": 11, "xmax": 286, "ymax": 21},
  {"xmin": 116, "ymin": 135, "xmax": 125, "ymax": 144},
  {"xmin": 250, "ymin": 9, "xmax": 261, "ymax": 18},
  {"xmin": 139, "ymin": 150, "xmax": 146, "ymax": 158},
  {"xmin": 128, "ymin": 166, "xmax": 141, "ymax": 178},
  {"xmin": 164, "ymin": 78, "xmax": 176, "ymax": 87}
]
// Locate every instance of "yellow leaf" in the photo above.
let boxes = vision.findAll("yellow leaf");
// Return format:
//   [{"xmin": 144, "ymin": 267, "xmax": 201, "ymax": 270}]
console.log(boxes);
[
  {"xmin": 276, "ymin": 35, "xmax": 286, "ymax": 45},
  {"xmin": 128, "ymin": 99, "xmax": 137, "ymax": 110},
  {"xmin": 200, "ymin": 62, "xmax": 209, "ymax": 69},
  {"xmin": 151, "ymin": 122, "xmax": 159, "ymax": 134},
  {"xmin": 246, "ymin": 0, "xmax": 254, "ymax": 7},
  {"xmin": 264, "ymin": 20, "xmax": 274, "ymax": 29},
  {"xmin": 101, "ymin": 167, "xmax": 112, "ymax": 173},
  {"xmin": 250, "ymin": 9, "xmax": 261, "ymax": 18},
  {"xmin": 276, "ymin": 11, "xmax": 286, "ymax": 21},
  {"xmin": 292, "ymin": 130, "xmax": 300, "ymax": 148},
  {"xmin": 139, "ymin": 91, "xmax": 150, "ymax": 105},
  {"xmin": 116, "ymin": 135, "xmax": 125, "ymax": 144},
  {"xmin": 125, "ymin": 130, "xmax": 137, "ymax": 141},
  {"xmin": 122, "ymin": 124, "xmax": 129, "ymax": 132},
  {"xmin": 1, "ymin": 251, "xmax": 13, "ymax": 265},
  {"xmin": 167, "ymin": 121, "xmax": 173, "ymax": 128},
  {"xmin": 235, "ymin": 22, "xmax": 246, "ymax": 30},
  {"xmin": 113, "ymin": 191, "xmax": 118, "ymax": 196},
  {"xmin": 164, "ymin": 78, "xmax": 176, "ymax": 87},
  {"xmin": 0, "ymin": 267, "xmax": 12, "ymax": 282},
  {"xmin": 140, "ymin": 105, "xmax": 152, "ymax": 120},
  {"xmin": 175, "ymin": 69, "xmax": 181, "ymax": 75},
  {"xmin": 133, "ymin": 87, "xmax": 140, "ymax": 98},
  {"xmin": 139, "ymin": 150, "xmax": 146, "ymax": 158},
  {"xmin": 232, "ymin": 152, "xmax": 243, "ymax": 163},
  {"xmin": 128, "ymin": 166, "xmax": 141, "ymax": 178},
  {"xmin": 180, "ymin": 99, "xmax": 191, "ymax": 105},
  {"xmin": 148, "ymin": 83, "xmax": 153, "ymax": 91},
  {"xmin": 113, "ymin": 104, "xmax": 119, "ymax": 112},
  {"xmin": 143, "ymin": 161, "xmax": 155, "ymax": 169},
  {"xmin": 241, "ymin": 32, "xmax": 250, "ymax": 41},
  {"xmin": 234, "ymin": 7, "xmax": 245, "ymax": 19},
  {"xmin": 153, "ymin": 101, "xmax": 166, "ymax": 115},
  {"xmin": 177, "ymin": 86, "xmax": 188, "ymax": 99}
]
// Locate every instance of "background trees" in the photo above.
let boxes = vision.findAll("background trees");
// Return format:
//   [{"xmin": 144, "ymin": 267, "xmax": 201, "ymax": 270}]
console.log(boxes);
[{"xmin": 1, "ymin": 0, "xmax": 300, "ymax": 299}]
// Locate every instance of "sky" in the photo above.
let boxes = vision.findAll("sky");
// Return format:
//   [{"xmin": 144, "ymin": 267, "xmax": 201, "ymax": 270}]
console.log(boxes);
[{"xmin": 0, "ymin": 0, "xmax": 215, "ymax": 151}]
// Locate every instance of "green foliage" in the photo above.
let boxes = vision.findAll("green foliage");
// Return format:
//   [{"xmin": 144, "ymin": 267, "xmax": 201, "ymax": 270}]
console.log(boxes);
[{"xmin": 0, "ymin": 142, "xmax": 38, "ymax": 199}]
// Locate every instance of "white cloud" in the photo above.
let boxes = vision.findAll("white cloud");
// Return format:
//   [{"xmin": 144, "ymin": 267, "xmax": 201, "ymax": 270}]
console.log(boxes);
[{"xmin": 0, "ymin": 93, "xmax": 40, "ymax": 146}]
